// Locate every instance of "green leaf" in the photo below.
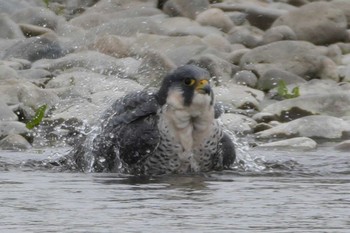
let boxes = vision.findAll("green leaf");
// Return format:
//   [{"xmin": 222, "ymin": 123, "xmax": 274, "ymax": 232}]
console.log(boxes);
[
  {"xmin": 276, "ymin": 80, "xmax": 300, "ymax": 99},
  {"xmin": 291, "ymin": 86, "xmax": 300, "ymax": 98},
  {"xmin": 43, "ymin": 0, "xmax": 50, "ymax": 8},
  {"xmin": 26, "ymin": 105, "xmax": 47, "ymax": 129}
]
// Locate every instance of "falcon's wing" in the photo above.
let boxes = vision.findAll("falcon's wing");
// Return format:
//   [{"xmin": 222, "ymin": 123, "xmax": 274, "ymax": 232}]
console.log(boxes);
[{"xmin": 71, "ymin": 90, "xmax": 161, "ymax": 172}]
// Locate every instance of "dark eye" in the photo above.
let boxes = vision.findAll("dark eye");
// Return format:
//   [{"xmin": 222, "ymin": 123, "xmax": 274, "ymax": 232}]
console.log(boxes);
[{"xmin": 183, "ymin": 78, "xmax": 195, "ymax": 86}]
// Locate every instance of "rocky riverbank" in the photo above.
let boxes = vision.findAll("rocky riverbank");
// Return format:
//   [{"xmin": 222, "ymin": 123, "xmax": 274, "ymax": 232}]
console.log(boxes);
[{"xmin": 1, "ymin": 0, "xmax": 350, "ymax": 152}]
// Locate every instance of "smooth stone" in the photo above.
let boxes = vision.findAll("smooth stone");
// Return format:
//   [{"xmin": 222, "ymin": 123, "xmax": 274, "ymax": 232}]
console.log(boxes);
[
  {"xmin": 134, "ymin": 50, "xmax": 176, "ymax": 87},
  {"xmin": 86, "ymin": 17, "xmax": 163, "ymax": 38},
  {"xmin": 0, "ymin": 64, "xmax": 20, "ymax": 80},
  {"xmin": 0, "ymin": 134, "xmax": 31, "ymax": 151},
  {"xmin": 195, "ymin": 8, "xmax": 234, "ymax": 33},
  {"xmin": 0, "ymin": 1, "xmax": 34, "ymax": 14},
  {"xmin": 227, "ymin": 48, "xmax": 250, "ymax": 65},
  {"xmin": 1, "ymin": 58, "xmax": 31, "ymax": 70},
  {"xmin": 0, "ymin": 100, "xmax": 17, "ymax": 121},
  {"xmin": 90, "ymin": 35, "xmax": 129, "ymax": 58},
  {"xmin": 258, "ymin": 68, "xmax": 307, "ymax": 91},
  {"xmin": 227, "ymin": 26, "xmax": 263, "ymax": 48},
  {"xmin": 221, "ymin": 113, "xmax": 257, "ymax": 134},
  {"xmin": 3, "ymin": 33, "xmax": 64, "ymax": 62},
  {"xmin": 330, "ymin": 0, "xmax": 350, "ymax": 28},
  {"xmin": 202, "ymin": 34, "xmax": 232, "ymax": 53},
  {"xmin": 240, "ymin": 40, "xmax": 339, "ymax": 81},
  {"xmin": 258, "ymin": 137, "xmax": 317, "ymax": 150},
  {"xmin": 17, "ymin": 68, "xmax": 52, "ymax": 82},
  {"xmin": 19, "ymin": 23, "xmax": 54, "ymax": 37},
  {"xmin": 46, "ymin": 71, "xmax": 143, "ymax": 99},
  {"xmin": 252, "ymin": 112, "xmax": 277, "ymax": 123},
  {"xmin": 261, "ymin": 25, "xmax": 296, "ymax": 45},
  {"xmin": 130, "ymin": 33, "xmax": 207, "ymax": 66},
  {"xmin": 0, "ymin": 121, "xmax": 29, "ymax": 137},
  {"xmin": 11, "ymin": 7, "xmax": 63, "ymax": 31},
  {"xmin": 261, "ymin": 91, "xmax": 350, "ymax": 122},
  {"xmin": 334, "ymin": 140, "xmax": 350, "ymax": 151},
  {"xmin": 71, "ymin": 7, "xmax": 162, "ymax": 29},
  {"xmin": 162, "ymin": 0, "xmax": 209, "ymax": 19},
  {"xmin": 188, "ymin": 53, "xmax": 239, "ymax": 83},
  {"xmin": 272, "ymin": 2, "xmax": 348, "ymax": 45},
  {"xmin": 0, "ymin": 13, "xmax": 24, "ymax": 39},
  {"xmin": 160, "ymin": 16, "xmax": 223, "ymax": 37},
  {"xmin": 83, "ymin": 0, "xmax": 157, "ymax": 14},
  {"xmin": 256, "ymin": 115, "xmax": 350, "ymax": 139},
  {"xmin": 253, "ymin": 122, "xmax": 273, "ymax": 133},
  {"xmin": 33, "ymin": 51, "xmax": 140, "ymax": 77},
  {"xmin": 232, "ymin": 70, "xmax": 258, "ymax": 88},
  {"xmin": 213, "ymin": 83, "xmax": 264, "ymax": 111},
  {"xmin": 212, "ymin": 3, "xmax": 286, "ymax": 30}
]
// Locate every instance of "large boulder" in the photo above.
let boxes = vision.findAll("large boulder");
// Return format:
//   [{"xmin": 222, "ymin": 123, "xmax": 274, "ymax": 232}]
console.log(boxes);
[
  {"xmin": 258, "ymin": 137, "xmax": 317, "ymax": 150},
  {"xmin": 260, "ymin": 81, "xmax": 350, "ymax": 121},
  {"xmin": 240, "ymin": 40, "xmax": 339, "ymax": 81},
  {"xmin": 272, "ymin": 2, "xmax": 348, "ymax": 45},
  {"xmin": 256, "ymin": 115, "xmax": 350, "ymax": 139},
  {"xmin": 162, "ymin": 0, "xmax": 209, "ymax": 19},
  {"xmin": 0, "ymin": 13, "xmax": 24, "ymax": 39}
]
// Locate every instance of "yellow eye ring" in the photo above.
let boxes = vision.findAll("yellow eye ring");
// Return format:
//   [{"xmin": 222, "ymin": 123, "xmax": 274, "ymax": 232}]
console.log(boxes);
[{"xmin": 183, "ymin": 78, "xmax": 196, "ymax": 86}]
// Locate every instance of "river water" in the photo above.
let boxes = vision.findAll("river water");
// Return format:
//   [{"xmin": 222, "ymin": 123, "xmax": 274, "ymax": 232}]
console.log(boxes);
[{"xmin": 0, "ymin": 146, "xmax": 349, "ymax": 233}]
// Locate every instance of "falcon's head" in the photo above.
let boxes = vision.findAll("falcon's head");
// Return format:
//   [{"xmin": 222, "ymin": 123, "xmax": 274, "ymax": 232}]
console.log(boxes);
[{"xmin": 157, "ymin": 65, "xmax": 214, "ymax": 110}]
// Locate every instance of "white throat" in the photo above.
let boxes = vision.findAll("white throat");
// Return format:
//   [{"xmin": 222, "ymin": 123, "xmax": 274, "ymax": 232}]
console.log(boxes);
[{"xmin": 161, "ymin": 89, "xmax": 215, "ymax": 151}]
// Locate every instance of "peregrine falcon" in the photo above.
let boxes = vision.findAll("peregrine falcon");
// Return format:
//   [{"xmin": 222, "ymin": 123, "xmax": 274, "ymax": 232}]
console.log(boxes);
[{"xmin": 68, "ymin": 65, "xmax": 236, "ymax": 175}]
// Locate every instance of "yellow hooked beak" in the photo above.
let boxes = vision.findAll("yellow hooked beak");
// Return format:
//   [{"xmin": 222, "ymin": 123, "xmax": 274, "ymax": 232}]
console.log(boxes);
[{"xmin": 195, "ymin": 79, "xmax": 211, "ymax": 95}]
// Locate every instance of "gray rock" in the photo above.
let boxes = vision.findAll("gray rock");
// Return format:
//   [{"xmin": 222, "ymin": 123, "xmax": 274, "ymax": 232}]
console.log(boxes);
[
  {"xmin": 0, "ymin": 134, "xmax": 31, "ymax": 151},
  {"xmin": 213, "ymin": 83, "xmax": 265, "ymax": 111},
  {"xmin": 240, "ymin": 40, "xmax": 339, "ymax": 81},
  {"xmin": 195, "ymin": 8, "xmax": 234, "ymax": 33},
  {"xmin": 11, "ymin": 7, "xmax": 62, "ymax": 31},
  {"xmin": 0, "ymin": 13, "xmax": 24, "ymax": 39},
  {"xmin": 0, "ymin": 100, "xmax": 17, "ymax": 121},
  {"xmin": 1, "ymin": 58, "xmax": 31, "ymax": 70},
  {"xmin": 46, "ymin": 71, "xmax": 143, "ymax": 100},
  {"xmin": 272, "ymin": 2, "xmax": 348, "ymax": 45},
  {"xmin": 202, "ymin": 34, "xmax": 232, "ymax": 53},
  {"xmin": 71, "ymin": 7, "xmax": 162, "ymax": 29},
  {"xmin": 261, "ymin": 91, "xmax": 350, "ymax": 122},
  {"xmin": 32, "ymin": 51, "xmax": 140, "ymax": 77},
  {"xmin": 89, "ymin": 35, "xmax": 130, "ymax": 58},
  {"xmin": 19, "ymin": 23, "xmax": 54, "ymax": 37},
  {"xmin": 0, "ymin": 121, "xmax": 29, "ymax": 137},
  {"xmin": 261, "ymin": 25, "xmax": 296, "ymax": 45},
  {"xmin": 258, "ymin": 137, "xmax": 317, "ymax": 150},
  {"xmin": 17, "ymin": 68, "xmax": 52, "ymax": 84},
  {"xmin": 227, "ymin": 48, "xmax": 250, "ymax": 65},
  {"xmin": 221, "ymin": 113, "xmax": 257, "ymax": 134},
  {"xmin": 162, "ymin": 0, "xmax": 209, "ymax": 19},
  {"xmin": 258, "ymin": 69, "xmax": 306, "ymax": 91},
  {"xmin": 130, "ymin": 33, "xmax": 207, "ymax": 66},
  {"xmin": 334, "ymin": 139, "xmax": 350, "ymax": 151},
  {"xmin": 256, "ymin": 115, "xmax": 350, "ymax": 139},
  {"xmin": 331, "ymin": 0, "xmax": 350, "ymax": 28},
  {"xmin": 232, "ymin": 70, "xmax": 258, "ymax": 88},
  {"xmin": 3, "ymin": 33, "xmax": 64, "ymax": 62},
  {"xmin": 188, "ymin": 54, "xmax": 239, "ymax": 84},
  {"xmin": 252, "ymin": 112, "xmax": 277, "ymax": 123},
  {"xmin": 0, "ymin": 64, "xmax": 20, "ymax": 80},
  {"xmin": 135, "ymin": 50, "xmax": 176, "ymax": 87},
  {"xmin": 212, "ymin": 3, "xmax": 286, "ymax": 30},
  {"xmin": 0, "ymin": 0, "xmax": 35, "ymax": 14},
  {"xmin": 227, "ymin": 26, "xmax": 263, "ymax": 48},
  {"xmin": 159, "ymin": 16, "xmax": 223, "ymax": 38},
  {"xmin": 86, "ymin": 17, "xmax": 163, "ymax": 38}
]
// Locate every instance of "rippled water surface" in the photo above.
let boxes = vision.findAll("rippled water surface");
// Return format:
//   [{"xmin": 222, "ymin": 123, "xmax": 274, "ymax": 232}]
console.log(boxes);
[{"xmin": 1, "ymin": 147, "xmax": 349, "ymax": 232}]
